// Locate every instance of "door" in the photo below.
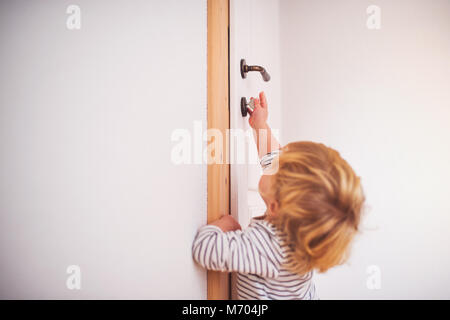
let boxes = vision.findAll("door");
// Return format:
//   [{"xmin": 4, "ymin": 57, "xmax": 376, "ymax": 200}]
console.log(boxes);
[
  {"xmin": 229, "ymin": 0, "xmax": 282, "ymax": 228},
  {"xmin": 229, "ymin": 0, "xmax": 282, "ymax": 299}
]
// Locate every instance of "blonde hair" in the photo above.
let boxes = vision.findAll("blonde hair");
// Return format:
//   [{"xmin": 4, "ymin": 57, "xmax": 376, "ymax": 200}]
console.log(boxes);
[{"xmin": 267, "ymin": 141, "xmax": 365, "ymax": 274}]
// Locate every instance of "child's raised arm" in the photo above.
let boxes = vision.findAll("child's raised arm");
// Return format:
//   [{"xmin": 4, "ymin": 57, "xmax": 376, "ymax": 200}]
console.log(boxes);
[{"xmin": 248, "ymin": 92, "xmax": 281, "ymax": 159}]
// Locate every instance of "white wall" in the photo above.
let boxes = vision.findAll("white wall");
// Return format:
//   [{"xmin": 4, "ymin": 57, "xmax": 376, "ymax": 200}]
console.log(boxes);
[
  {"xmin": 280, "ymin": 0, "xmax": 450, "ymax": 299},
  {"xmin": 0, "ymin": 0, "xmax": 207, "ymax": 299}
]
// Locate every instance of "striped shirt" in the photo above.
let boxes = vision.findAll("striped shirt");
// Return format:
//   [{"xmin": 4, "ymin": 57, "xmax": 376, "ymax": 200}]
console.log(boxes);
[
  {"xmin": 260, "ymin": 148, "xmax": 281, "ymax": 171},
  {"xmin": 192, "ymin": 150, "xmax": 318, "ymax": 300},
  {"xmin": 192, "ymin": 219, "xmax": 317, "ymax": 300}
]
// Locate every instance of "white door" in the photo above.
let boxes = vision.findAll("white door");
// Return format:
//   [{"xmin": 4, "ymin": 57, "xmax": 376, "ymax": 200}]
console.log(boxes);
[{"xmin": 229, "ymin": 0, "xmax": 282, "ymax": 227}]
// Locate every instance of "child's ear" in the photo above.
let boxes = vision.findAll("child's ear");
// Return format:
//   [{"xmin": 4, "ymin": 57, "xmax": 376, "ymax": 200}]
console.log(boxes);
[{"xmin": 269, "ymin": 200, "xmax": 279, "ymax": 216}]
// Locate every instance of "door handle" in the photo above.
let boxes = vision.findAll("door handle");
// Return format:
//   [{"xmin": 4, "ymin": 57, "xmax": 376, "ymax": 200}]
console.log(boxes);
[
  {"xmin": 240, "ymin": 59, "xmax": 271, "ymax": 82},
  {"xmin": 240, "ymin": 97, "xmax": 255, "ymax": 117}
]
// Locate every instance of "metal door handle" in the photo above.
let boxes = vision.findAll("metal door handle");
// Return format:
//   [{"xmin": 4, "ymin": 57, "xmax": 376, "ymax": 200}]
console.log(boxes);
[{"xmin": 240, "ymin": 59, "xmax": 271, "ymax": 82}]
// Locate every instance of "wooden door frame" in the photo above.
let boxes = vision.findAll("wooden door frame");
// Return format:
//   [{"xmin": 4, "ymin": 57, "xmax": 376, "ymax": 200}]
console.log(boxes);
[{"xmin": 207, "ymin": 0, "xmax": 230, "ymax": 300}]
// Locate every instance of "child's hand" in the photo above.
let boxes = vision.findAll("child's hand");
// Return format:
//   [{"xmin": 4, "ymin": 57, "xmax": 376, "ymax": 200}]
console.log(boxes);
[
  {"xmin": 210, "ymin": 215, "xmax": 242, "ymax": 232},
  {"xmin": 248, "ymin": 91, "xmax": 269, "ymax": 130}
]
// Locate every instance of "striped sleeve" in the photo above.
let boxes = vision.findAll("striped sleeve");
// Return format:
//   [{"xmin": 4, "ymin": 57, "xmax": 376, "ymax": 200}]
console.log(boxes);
[
  {"xmin": 260, "ymin": 149, "xmax": 281, "ymax": 171},
  {"xmin": 192, "ymin": 221, "xmax": 284, "ymax": 278}
]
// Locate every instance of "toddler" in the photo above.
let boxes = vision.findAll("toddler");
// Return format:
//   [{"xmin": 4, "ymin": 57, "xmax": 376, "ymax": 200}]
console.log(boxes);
[{"xmin": 192, "ymin": 92, "xmax": 365, "ymax": 299}]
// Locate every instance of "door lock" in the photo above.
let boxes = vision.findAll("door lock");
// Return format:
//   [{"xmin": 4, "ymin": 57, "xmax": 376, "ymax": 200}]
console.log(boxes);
[{"xmin": 240, "ymin": 97, "xmax": 255, "ymax": 117}]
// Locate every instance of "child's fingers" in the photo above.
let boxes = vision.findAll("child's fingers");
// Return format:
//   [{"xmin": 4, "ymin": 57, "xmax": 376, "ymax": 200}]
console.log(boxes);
[
  {"xmin": 260, "ymin": 91, "xmax": 268, "ymax": 108},
  {"xmin": 251, "ymin": 103, "xmax": 261, "ymax": 114},
  {"xmin": 248, "ymin": 107, "xmax": 253, "ymax": 123}
]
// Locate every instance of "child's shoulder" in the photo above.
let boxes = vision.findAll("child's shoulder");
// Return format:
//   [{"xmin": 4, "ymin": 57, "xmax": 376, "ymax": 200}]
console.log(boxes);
[
  {"xmin": 249, "ymin": 215, "xmax": 290, "ymax": 247},
  {"xmin": 248, "ymin": 216, "xmax": 292, "ymax": 262},
  {"xmin": 249, "ymin": 216, "xmax": 285, "ymax": 241}
]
